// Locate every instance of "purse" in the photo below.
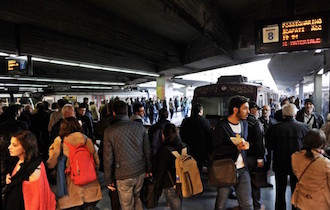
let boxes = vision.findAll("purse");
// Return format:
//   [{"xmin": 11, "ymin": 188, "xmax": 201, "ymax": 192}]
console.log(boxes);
[
  {"xmin": 140, "ymin": 176, "xmax": 158, "ymax": 209},
  {"xmin": 56, "ymin": 138, "xmax": 68, "ymax": 198},
  {"xmin": 208, "ymin": 158, "xmax": 237, "ymax": 187}
]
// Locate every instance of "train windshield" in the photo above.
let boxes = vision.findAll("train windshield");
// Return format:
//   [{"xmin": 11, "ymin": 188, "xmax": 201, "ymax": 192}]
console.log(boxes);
[{"xmin": 195, "ymin": 96, "xmax": 232, "ymax": 117}]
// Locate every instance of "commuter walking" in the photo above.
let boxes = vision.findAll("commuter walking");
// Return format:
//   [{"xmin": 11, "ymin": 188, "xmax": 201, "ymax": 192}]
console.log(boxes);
[
  {"xmin": 169, "ymin": 98, "xmax": 175, "ymax": 119},
  {"xmin": 103, "ymin": 100, "xmax": 152, "ymax": 210},
  {"xmin": 213, "ymin": 96, "xmax": 253, "ymax": 210},
  {"xmin": 130, "ymin": 102, "xmax": 145, "ymax": 124},
  {"xmin": 4, "ymin": 130, "xmax": 56, "ymax": 210},
  {"xmin": 148, "ymin": 108, "xmax": 170, "ymax": 173},
  {"xmin": 266, "ymin": 103, "xmax": 309, "ymax": 210},
  {"xmin": 291, "ymin": 129, "xmax": 330, "ymax": 210},
  {"xmin": 47, "ymin": 117, "xmax": 102, "ymax": 210},
  {"xmin": 246, "ymin": 101, "xmax": 265, "ymax": 210},
  {"xmin": 155, "ymin": 123, "xmax": 183, "ymax": 210},
  {"xmin": 180, "ymin": 103, "xmax": 212, "ymax": 173},
  {"xmin": 296, "ymin": 98, "xmax": 324, "ymax": 129}
]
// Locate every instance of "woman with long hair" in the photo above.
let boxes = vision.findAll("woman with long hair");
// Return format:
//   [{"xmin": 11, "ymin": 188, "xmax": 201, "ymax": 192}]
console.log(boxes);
[
  {"xmin": 155, "ymin": 123, "xmax": 184, "ymax": 210},
  {"xmin": 291, "ymin": 129, "xmax": 330, "ymax": 210},
  {"xmin": 47, "ymin": 117, "xmax": 102, "ymax": 210},
  {"xmin": 3, "ymin": 130, "xmax": 56, "ymax": 210}
]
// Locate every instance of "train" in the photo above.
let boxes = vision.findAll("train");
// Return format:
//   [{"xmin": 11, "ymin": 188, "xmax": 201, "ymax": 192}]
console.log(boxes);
[{"xmin": 192, "ymin": 75, "xmax": 278, "ymax": 125}]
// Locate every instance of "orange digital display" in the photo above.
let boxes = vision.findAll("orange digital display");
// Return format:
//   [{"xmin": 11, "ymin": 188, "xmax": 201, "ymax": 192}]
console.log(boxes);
[{"xmin": 281, "ymin": 18, "xmax": 323, "ymax": 47}]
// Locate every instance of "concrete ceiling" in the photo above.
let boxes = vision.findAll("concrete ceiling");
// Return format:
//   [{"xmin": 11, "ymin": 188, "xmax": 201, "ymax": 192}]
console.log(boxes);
[{"xmin": 0, "ymin": 0, "xmax": 330, "ymax": 93}]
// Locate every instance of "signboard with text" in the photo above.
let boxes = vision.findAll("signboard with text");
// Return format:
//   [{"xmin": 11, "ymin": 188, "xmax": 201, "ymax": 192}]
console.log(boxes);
[{"xmin": 256, "ymin": 13, "xmax": 330, "ymax": 54}]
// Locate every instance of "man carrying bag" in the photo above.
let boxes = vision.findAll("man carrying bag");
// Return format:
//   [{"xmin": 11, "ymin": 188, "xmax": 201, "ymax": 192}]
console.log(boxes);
[{"xmin": 211, "ymin": 96, "xmax": 253, "ymax": 210}]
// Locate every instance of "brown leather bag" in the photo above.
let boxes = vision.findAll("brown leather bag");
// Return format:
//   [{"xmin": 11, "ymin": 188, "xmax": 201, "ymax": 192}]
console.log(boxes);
[{"xmin": 208, "ymin": 158, "xmax": 237, "ymax": 187}]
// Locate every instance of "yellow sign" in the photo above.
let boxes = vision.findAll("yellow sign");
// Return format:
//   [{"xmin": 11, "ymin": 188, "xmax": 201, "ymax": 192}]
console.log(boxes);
[{"xmin": 7, "ymin": 60, "xmax": 19, "ymax": 71}]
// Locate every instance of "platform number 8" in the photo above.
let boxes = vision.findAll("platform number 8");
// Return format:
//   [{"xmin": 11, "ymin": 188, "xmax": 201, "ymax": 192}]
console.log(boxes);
[{"xmin": 268, "ymin": 32, "xmax": 274, "ymax": 40}]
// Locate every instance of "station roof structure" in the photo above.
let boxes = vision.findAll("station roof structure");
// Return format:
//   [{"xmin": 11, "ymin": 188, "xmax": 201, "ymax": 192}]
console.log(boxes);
[{"xmin": 0, "ymin": 0, "xmax": 330, "ymax": 93}]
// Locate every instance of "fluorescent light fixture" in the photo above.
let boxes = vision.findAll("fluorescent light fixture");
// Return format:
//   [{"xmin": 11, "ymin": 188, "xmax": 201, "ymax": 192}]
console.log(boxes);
[
  {"xmin": 318, "ymin": 68, "xmax": 324, "ymax": 75},
  {"xmin": 79, "ymin": 64, "xmax": 103, "ymax": 70},
  {"xmin": 0, "ymin": 83, "xmax": 47, "ymax": 87},
  {"xmin": 32, "ymin": 57, "xmax": 50, "ymax": 62},
  {"xmin": 0, "ymin": 76, "xmax": 124, "ymax": 85},
  {"xmin": 50, "ymin": 60, "xmax": 79, "ymax": 66},
  {"xmin": 0, "ymin": 52, "xmax": 9, "ymax": 56},
  {"xmin": 315, "ymin": 49, "xmax": 322, "ymax": 53},
  {"xmin": 71, "ymin": 86, "xmax": 113, "ymax": 89}
]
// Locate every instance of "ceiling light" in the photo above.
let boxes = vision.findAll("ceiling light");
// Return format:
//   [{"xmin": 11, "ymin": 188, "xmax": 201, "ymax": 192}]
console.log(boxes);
[
  {"xmin": 32, "ymin": 57, "xmax": 50, "ymax": 62},
  {"xmin": 315, "ymin": 49, "xmax": 322, "ymax": 53},
  {"xmin": 0, "ymin": 52, "xmax": 9, "ymax": 56},
  {"xmin": 50, "ymin": 60, "xmax": 79, "ymax": 66},
  {"xmin": 71, "ymin": 86, "xmax": 113, "ymax": 89},
  {"xmin": 0, "ymin": 76, "xmax": 124, "ymax": 85},
  {"xmin": 79, "ymin": 64, "xmax": 103, "ymax": 70}
]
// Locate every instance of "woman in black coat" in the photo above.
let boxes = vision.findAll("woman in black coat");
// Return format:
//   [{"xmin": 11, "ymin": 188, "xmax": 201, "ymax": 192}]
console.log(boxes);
[{"xmin": 154, "ymin": 123, "xmax": 184, "ymax": 210}]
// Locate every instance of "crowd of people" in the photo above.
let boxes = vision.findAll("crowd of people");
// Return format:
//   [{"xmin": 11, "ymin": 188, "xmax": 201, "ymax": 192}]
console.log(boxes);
[{"xmin": 0, "ymin": 94, "xmax": 329, "ymax": 210}]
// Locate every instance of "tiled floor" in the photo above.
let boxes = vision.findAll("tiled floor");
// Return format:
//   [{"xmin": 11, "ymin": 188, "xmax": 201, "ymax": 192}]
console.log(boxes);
[{"xmin": 97, "ymin": 172, "xmax": 294, "ymax": 210}]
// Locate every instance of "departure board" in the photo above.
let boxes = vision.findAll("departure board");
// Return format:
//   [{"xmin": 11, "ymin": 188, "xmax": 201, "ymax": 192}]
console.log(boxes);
[{"xmin": 256, "ymin": 14, "xmax": 330, "ymax": 54}]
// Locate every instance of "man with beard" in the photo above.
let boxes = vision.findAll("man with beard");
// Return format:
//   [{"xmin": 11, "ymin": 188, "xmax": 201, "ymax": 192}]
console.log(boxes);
[
  {"xmin": 296, "ymin": 98, "xmax": 324, "ymax": 129},
  {"xmin": 213, "ymin": 96, "xmax": 253, "ymax": 210}
]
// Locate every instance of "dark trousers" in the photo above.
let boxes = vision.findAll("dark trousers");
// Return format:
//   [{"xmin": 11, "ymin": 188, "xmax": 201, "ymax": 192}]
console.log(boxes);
[
  {"xmin": 63, "ymin": 201, "xmax": 98, "ymax": 210},
  {"xmin": 275, "ymin": 171, "xmax": 297, "ymax": 210},
  {"xmin": 109, "ymin": 189, "xmax": 121, "ymax": 210},
  {"xmin": 247, "ymin": 156, "xmax": 262, "ymax": 210}
]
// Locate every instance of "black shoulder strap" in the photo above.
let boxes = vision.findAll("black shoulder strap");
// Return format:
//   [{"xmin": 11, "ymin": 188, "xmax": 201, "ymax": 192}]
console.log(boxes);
[{"xmin": 298, "ymin": 157, "xmax": 320, "ymax": 181}]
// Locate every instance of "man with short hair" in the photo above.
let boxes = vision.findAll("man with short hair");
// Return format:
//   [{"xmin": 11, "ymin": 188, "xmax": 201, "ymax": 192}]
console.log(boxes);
[
  {"xmin": 50, "ymin": 104, "xmax": 76, "ymax": 142},
  {"xmin": 296, "ymin": 98, "xmax": 324, "ymax": 129},
  {"xmin": 77, "ymin": 103, "xmax": 94, "ymax": 140},
  {"xmin": 130, "ymin": 102, "xmax": 145, "ymax": 124},
  {"xmin": 246, "ymin": 101, "xmax": 265, "ymax": 210},
  {"xmin": 266, "ymin": 103, "xmax": 309, "ymax": 210},
  {"xmin": 48, "ymin": 99, "xmax": 67, "ymax": 134},
  {"xmin": 213, "ymin": 96, "xmax": 253, "ymax": 210},
  {"xmin": 103, "ymin": 100, "xmax": 152, "ymax": 210},
  {"xmin": 180, "ymin": 103, "xmax": 213, "ymax": 173}
]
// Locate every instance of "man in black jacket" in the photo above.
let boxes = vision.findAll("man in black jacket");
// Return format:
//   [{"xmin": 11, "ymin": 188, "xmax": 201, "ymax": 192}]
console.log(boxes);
[
  {"xmin": 213, "ymin": 96, "xmax": 253, "ymax": 210},
  {"xmin": 180, "ymin": 103, "xmax": 213, "ymax": 173},
  {"xmin": 296, "ymin": 98, "xmax": 324, "ymax": 129},
  {"xmin": 103, "ymin": 100, "xmax": 152, "ymax": 210},
  {"xmin": 247, "ymin": 101, "xmax": 265, "ymax": 210},
  {"xmin": 266, "ymin": 103, "xmax": 309, "ymax": 210}
]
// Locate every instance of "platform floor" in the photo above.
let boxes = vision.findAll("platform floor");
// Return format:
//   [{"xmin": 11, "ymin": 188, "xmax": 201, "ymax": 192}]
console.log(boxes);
[{"xmin": 96, "ymin": 171, "xmax": 294, "ymax": 210}]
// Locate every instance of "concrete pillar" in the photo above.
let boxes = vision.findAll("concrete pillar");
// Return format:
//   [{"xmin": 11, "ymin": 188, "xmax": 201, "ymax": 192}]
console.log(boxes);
[
  {"xmin": 299, "ymin": 82, "xmax": 304, "ymax": 102},
  {"xmin": 314, "ymin": 73, "xmax": 322, "ymax": 113},
  {"xmin": 156, "ymin": 76, "xmax": 173, "ymax": 100}
]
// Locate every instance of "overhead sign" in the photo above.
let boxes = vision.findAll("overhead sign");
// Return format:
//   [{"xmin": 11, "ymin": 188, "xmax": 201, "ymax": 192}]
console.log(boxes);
[
  {"xmin": 256, "ymin": 13, "xmax": 329, "ymax": 54},
  {"xmin": 6, "ymin": 58, "xmax": 27, "ymax": 75}
]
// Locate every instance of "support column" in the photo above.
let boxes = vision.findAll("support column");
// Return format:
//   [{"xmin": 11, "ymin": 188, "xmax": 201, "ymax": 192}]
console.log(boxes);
[
  {"xmin": 156, "ymin": 76, "xmax": 173, "ymax": 100},
  {"xmin": 299, "ymin": 82, "xmax": 304, "ymax": 101},
  {"xmin": 314, "ymin": 73, "xmax": 322, "ymax": 113}
]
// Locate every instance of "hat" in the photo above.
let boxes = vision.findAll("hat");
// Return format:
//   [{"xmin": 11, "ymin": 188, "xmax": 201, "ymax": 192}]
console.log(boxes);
[
  {"xmin": 249, "ymin": 101, "xmax": 261, "ymax": 110},
  {"xmin": 304, "ymin": 98, "xmax": 314, "ymax": 105}
]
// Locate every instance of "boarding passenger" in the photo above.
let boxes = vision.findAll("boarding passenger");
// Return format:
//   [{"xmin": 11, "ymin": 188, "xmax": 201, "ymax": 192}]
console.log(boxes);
[
  {"xmin": 148, "ymin": 108, "xmax": 170, "ymax": 172},
  {"xmin": 180, "ymin": 103, "xmax": 212, "ymax": 174},
  {"xmin": 246, "ymin": 101, "xmax": 265, "ymax": 210},
  {"xmin": 169, "ymin": 98, "xmax": 175, "ymax": 119},
  {"xmin": 103, "ymin": 100, "xmax": 152, "ymax": 210},
  {"xmin": 274, "ymin": 98, "xmax": 289, "ymax": 122},
  {"xmin": 155, "ymin": 123, "xmax": 183, "ymax": 210},
  {"xmin": 266, "ymin": 103, "xmax": 309, "ymax": 210},
  {"xmin": 76, "ymin": 103, "xmax": 94, "ymax": 141},
  {"xmin": 47, "ymin": 117, "xmax": 102, "ymax": 209},
  {"xmin": 130, "ymin": 102, "xmax": 145, "ymax": 124},
  {"xmin": 291, "ymin": 129, "xmax": 330, "ymax": 210},
  {"xmin": 213, "ymin": 96, "xmax": 253, "ymax": 210},
  {"xmin": 4, "ymin": 131, "xmax": 56, "ymax": 210},
  {"xmin": 48, "ymin": 99, "xmax": 67, "ymax": 134},
  {"xmin": 50, "ymin": 104, "xmax": 75, "ymax": 142},
  {"xmin": 90, "ymin": 101, "xmax": 100, "ymax": 122},
  {"xmin": 296, "ymin": 98, "xmax": 324, "ymax": 129}
]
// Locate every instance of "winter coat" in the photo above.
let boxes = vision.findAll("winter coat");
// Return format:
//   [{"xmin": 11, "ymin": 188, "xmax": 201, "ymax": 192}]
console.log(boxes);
[
  {"xmin": 291, "ymin": 150, "xmax": 330, "ymax": 210},
  {"xmin": 47, "ymin": 132, "xmax": 102, "ymax": 209},
  {"xmin": 103, "ymin": 115, "xmax": 152, "ymax": 185},
  {"xmin": 296, "ymin": 108, "xmax": 324, "ymax": 129}
]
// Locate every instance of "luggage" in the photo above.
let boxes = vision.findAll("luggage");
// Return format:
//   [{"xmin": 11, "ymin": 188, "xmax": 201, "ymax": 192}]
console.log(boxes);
[{"xmin": 208, "ymin": 158, "xmax": 237, "ymax": 187}]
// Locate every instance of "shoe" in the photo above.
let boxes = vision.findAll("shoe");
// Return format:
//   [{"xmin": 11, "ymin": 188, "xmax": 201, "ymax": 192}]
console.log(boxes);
[
  {"xmin": 266, "ymin": 183, "xmax": 273, "ymax": 188},
  {"xmin": 228, "ymin": 192, "xmax": 237, "ymax": 200}
]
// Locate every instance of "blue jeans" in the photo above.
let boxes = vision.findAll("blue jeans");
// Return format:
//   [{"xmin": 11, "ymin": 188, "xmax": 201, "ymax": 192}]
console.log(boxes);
[
  {"xmin": 116, "ymin": 173, "xmax": 145, "ymax": 210},
  {"xmin": 215, "ymin": 167, "xmax": 253, "ymax": 210},
  {"xmin": 164, "ymin": 187, "xmax": 182, "ymax": 210}
]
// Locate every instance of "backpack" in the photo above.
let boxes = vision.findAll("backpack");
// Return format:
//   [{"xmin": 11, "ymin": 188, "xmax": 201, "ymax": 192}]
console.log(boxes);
[
  {"xmin": 168, "ymin": 147, "xmax": 203, "ymax": 197},
  {"xmin": 64, "ymin": 138, "xmax": 97, "ymax": 185}
]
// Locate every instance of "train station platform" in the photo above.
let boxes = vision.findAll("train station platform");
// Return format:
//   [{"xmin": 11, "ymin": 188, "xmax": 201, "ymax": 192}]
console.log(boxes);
[{"xmin": 96, "ymin": 171, "xmax": 293, "ymax": 210}]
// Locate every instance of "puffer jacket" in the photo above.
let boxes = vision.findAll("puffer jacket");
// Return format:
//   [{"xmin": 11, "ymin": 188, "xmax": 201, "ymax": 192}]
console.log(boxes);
[
  {"xmin": 47, "ymin": 132, "xmax": 102, "ymax": 209},
  {"xmin": 103, "ymin": 115, "xmax": 152, "ymax": 185}
]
